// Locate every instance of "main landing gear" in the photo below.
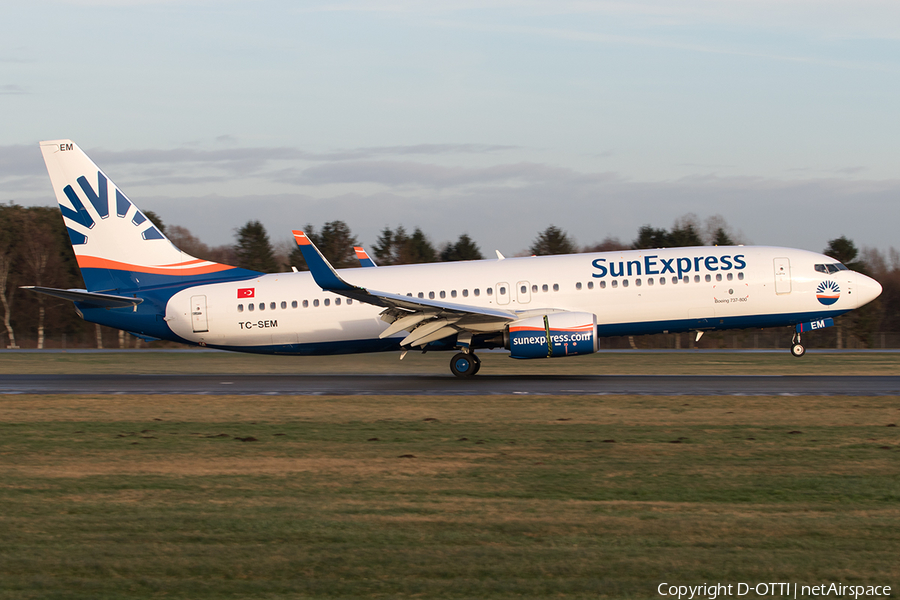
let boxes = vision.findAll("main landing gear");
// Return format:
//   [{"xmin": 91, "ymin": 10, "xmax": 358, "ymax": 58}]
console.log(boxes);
[
  {"xmin": 790, "ymin": 332, "xmax": 806, "ymax": 358},
  {"xmin": 450, "ymin": 352, "xmax": 481, "ymax": 378}
]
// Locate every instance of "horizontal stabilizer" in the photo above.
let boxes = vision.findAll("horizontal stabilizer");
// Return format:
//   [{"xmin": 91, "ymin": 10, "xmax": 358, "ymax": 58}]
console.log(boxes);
[{"xmin": 21, "ymin": 286, "xmax": 143, "ymax": 308}]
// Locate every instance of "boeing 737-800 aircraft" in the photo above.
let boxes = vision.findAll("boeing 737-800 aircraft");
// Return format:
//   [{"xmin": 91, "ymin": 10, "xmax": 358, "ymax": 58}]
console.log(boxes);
[{"xmin": 27, "ymin": 140, "xmax": 883, "ymax": 377}]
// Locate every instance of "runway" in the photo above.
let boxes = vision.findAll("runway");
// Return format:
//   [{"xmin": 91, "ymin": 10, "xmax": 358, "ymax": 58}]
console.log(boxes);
[{"xmin": 1, "ymin": 373, "xmax": 899, "ymax": 395}]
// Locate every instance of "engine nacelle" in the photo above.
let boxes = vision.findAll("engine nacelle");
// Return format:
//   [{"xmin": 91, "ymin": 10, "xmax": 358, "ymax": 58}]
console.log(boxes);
[{"xmin": 506, "ymin": 312, "xmax": 598, "ymax": 359}]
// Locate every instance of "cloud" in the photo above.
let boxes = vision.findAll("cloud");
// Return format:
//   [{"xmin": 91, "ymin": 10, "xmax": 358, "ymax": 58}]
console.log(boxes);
[
  {"xmin": 0, "ymin": 85, "xmax": 26, "ymax": 95},
  {"xmin": 293, "ymin": 160, "xmax": 613, "ymax": 188}
]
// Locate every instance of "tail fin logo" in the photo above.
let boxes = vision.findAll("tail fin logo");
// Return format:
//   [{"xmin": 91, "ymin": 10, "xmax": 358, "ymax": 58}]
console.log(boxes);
[{"xmin": 60, "ymin": 171, "xmax": 162, "ymax": 245}]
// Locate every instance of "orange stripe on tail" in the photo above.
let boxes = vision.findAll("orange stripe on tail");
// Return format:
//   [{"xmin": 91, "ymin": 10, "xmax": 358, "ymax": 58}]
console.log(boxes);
[{"xmin": 76, "ymin": 256, "xmax": 234, "ymax": 276}]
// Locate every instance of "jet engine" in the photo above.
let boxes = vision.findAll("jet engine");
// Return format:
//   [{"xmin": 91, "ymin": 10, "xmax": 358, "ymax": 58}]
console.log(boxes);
[{"xmin": 505, "ymin": 312, "xmax": 598, "ymax": 359}]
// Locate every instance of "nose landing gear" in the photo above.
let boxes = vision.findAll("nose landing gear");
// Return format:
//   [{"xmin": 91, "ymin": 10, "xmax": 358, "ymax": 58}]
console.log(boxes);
[
  {"xmin": 450, "ymin": 352, "xmax": 481, "ymax": 378},
  {"xmin": 790, "ymin": 332, "xmax": 805, "ymax": 357}
]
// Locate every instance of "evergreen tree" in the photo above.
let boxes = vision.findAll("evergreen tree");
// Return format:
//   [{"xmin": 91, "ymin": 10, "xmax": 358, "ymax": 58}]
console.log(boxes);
[
  {"xmin": 372, "ymin": 227, "xmax": 397, "ymax": 265},
  {"xmin": 669, "ymin": 215, "xmax": 704, "ymax": 247},
  {"xmin": 400, "ymin": 228, "xmax": 437, "ymax": 264},
  {"xmin": 824, "ymin": 236, "xmax": 866, "ymax": 273},
  {"xmin": 440, "ymin": 233, "xmax": 483, "ymax": 262},
  {"xmin": 530, "ymin": 225, "xmax": 576, "ymax": 256},
  {"xmin": 710, "ymin": 227, "xmax": 734, "ymax": 246},
  {"xmin": 632, "ymin": 225, "xmax": 671, "ymax": 249},
  {"xmin": 371, "ymin": 226, "xmax": 437, "ymax": 264},
  {"xmin": 234, "ymin": 220, "xmax": 278, "ymax": 273}
]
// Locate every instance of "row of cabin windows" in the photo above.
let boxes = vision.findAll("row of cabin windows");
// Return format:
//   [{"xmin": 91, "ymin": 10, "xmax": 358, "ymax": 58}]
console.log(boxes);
[
  {"xmin": 236, "ymin": 271, "xmax": 745, "ymax": 311},
  {"xmin": 576, "ymin": 271, "xmax": 744, "ymax": 290},
  {"xmin": 237, "ymin": 297, "xmax": 355, "ymax": 312},
  {"xmin": 409, "ymin": 283, "xmax": 563, "ymax": 300}
]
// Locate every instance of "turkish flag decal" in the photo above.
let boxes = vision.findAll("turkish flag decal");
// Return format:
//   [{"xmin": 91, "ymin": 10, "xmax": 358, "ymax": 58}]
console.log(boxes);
[{"xmin": 237, "ymin": 288, "xmax": 255, "ymax": 298}]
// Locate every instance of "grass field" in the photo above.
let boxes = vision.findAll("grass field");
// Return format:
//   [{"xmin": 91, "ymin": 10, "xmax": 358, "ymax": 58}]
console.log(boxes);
[
  {"xmin": 1, "ymin": 379, "xmax": 899, "ymax": 598},
  {"xmin": 1, "ymin": 349, "xmax": 899, "ymax": 375}
]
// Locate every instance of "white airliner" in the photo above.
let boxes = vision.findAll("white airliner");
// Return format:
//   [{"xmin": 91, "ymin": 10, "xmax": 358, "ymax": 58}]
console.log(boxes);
[{"xmin": 27, "ymin": 140, "xmax": 883, "ymax": 377}]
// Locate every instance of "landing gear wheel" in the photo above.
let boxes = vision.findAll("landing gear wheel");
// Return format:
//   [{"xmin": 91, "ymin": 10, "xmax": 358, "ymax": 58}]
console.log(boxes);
[
  {"xmin": 791, "ymin": 343, "xmax": 806, "ymax": 358},
  {"xmin": 471, "ymin": 354, "xmax": 481, "ymax": 375},
  {"xmin": 450, "ymin": 352, "xmax": 478, "ymax": 378}
]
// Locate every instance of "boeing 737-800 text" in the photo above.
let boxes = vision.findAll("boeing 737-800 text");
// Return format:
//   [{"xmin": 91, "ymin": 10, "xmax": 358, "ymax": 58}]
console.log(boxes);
[{"xmin": 26, "ymin": 140, "xmax": 883, "ymax": 377}]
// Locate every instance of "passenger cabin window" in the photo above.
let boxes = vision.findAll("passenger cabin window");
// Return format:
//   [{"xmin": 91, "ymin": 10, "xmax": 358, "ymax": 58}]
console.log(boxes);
[
  {"xmin": 335, "ymin": 298, "xmax": 341, "ymax": 305},
  {"xmin": 738, "ymin": 273, "xmax": 744, "ymax": 280},
  {"xmin": 429, "ymin": 292, "xmax": 435, "ymax": 299},
  {"xmin": 553, "ymin": 284, "xmax": 559, "ymax": 292},
  {"xmin": 611, "ymin": 280, "xmax": 618, "ymax": 288},
  {"xmin": 705, "ymin": 274, "xmax": 711, "ymax": 282},
  {"xmin": 474, "ymin": 289, "xmax": 480, "ymax": 297},
  {"xmin": 599, "ymin": 281, "xmax": 607, "ymax": 289},
  {"xmin": 259, "ymin": 303, "xmax": 265, "ymax": 310},
  {"xmin": 542, "ymin": 284, "xmax": 549, "ymax": 292},
  {"xmin": 487, "ymin": 288, "xmax": 493, "ymax": 296},
  {"xmin": 694, "ymin": 275, "xmax": 700, "ymax": 283},
  {"xmin": 292, "ymin": 300, "xmax": 298, "ymax": 308},
  {"xmin": 324, "ymin": 298, "xmax": 330, "ymax": 306},
  {"xmin": 270, "ymin": 302, "xmax": 276, "ymax": 310},
  {"xmin": 532, "ymin": 284, "xmax": 538, "ymax": 293},
  {"xmin": 716, "ymin": 274, "xmax": 723, "ymax": 281},
  {"xmin": 313, "ymin": 299, "xmax": 319, "ymax": 307},
  {"xmin": 440, "ymin": 291, "xmax": 446, "ymax": 298},
  {"xmin": 238, "ymin": 304, "xmax": 244, "ymax": 312},
  {"xmin": 587, "ymin": 281, "xmax": 594, "ymax": 289},
  {"xmin": 576, "ymin": 282, "xmax": 582, "ymax": 290},
  {"xmin": 451, "ymin": 290, "xmax": 457, "ymax": 298},
  {"xmin": 463, "ymin": 289, "xmax": 469, "ymax": 297},
  {"xmin": 303, "ymin": 300, "xmax": 309, "ymax": 308}
]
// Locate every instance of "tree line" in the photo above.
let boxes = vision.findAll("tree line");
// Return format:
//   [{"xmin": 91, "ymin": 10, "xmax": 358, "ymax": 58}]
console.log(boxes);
[{"xmin": 0, "ymin": 203, "xmax": 897, "ymax": 349}]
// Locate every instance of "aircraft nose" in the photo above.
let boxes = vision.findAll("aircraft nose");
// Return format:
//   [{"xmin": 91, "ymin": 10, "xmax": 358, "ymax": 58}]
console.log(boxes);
[{"xmin": 854, "ymin": 272, "xmax": 882, "ymax": 308}]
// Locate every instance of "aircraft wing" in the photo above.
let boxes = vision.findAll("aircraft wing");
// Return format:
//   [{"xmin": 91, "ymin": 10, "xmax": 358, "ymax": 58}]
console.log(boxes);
[{"xmin": 293, "ymin": 231, "xmax": 519, "ymax": 347}]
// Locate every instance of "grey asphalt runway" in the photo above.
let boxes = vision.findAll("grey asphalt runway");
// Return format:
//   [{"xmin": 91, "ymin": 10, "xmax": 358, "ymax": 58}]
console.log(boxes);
[{"xmin": 1, "ymin": 373, "xmax": 898, "ymax": 395}]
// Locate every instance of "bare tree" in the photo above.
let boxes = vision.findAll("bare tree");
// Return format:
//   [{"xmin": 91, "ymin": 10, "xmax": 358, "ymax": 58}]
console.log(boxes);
[{"xmin": 0, "ymin": 206, "xmax": 21, "ymax": 348}]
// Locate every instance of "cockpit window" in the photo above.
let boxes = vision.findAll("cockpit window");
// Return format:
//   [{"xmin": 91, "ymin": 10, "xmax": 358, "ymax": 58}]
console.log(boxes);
[{"xmin": 815, "ymin": 263, "xmax": 848, "ymax": 274}]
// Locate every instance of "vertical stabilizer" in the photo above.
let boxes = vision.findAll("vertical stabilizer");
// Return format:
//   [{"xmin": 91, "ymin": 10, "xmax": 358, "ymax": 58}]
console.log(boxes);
[{"xmin": 39, "ymin": 140, "xmax": 258, "ymax": 292}]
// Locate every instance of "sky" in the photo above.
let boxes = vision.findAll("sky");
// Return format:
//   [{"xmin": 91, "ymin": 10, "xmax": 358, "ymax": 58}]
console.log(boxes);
[{"xmin": 2, "ymin": 0, "xmax": 899, "ymax": 256}]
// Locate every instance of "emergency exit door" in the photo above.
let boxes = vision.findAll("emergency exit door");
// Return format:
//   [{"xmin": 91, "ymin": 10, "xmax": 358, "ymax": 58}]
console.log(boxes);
[
  {"xmin": 191, "ymin": 295, "xmax": 209, "ymax": 333},
  {"xmin": 773, "ymin": 258, "xmax": 791, "ymax": 294}
]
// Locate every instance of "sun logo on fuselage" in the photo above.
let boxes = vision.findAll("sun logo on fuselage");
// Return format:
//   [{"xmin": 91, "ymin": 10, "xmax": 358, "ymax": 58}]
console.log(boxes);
[{"xmin": 816, "ymin": 280, "xmax": 840, "ymax": 305}]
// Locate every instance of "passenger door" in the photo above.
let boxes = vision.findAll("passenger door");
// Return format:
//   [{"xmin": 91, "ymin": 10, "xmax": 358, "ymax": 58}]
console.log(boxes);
[
  {"xmin": 191, "ymin": 295, "xmax": 209, "ymax": 333},
  {"xmin": 773, "ymin": 258, "xmax": 791, "ymax": 294}
]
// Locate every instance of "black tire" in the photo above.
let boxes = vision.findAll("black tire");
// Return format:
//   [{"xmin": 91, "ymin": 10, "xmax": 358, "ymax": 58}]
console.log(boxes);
[
  {"xmin": 471, "ymin": 354, "xmax": 482, "ymax": 375},
  {"xmin": 450, "ymin": 353, "xmax": 477, "ymax": 378},
  {"xmin": 790, "ymin": 343, "xmax": 806, "ymax": 358}
]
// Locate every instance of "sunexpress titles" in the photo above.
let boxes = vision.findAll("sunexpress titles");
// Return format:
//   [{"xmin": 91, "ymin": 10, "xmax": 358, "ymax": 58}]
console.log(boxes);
[{"xmin": 591, "ymin": 253, "xmax": 748, "ymax": 279}]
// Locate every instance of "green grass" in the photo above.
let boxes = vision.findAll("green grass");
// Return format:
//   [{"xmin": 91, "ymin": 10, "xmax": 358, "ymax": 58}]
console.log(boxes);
[
  {"xmin": 0, "ymin": 349, "xmax": 898, "ymax": 375},
  {"xmin": 1, "ymin": 394, "xmax": 898, "ymax": 599}
]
